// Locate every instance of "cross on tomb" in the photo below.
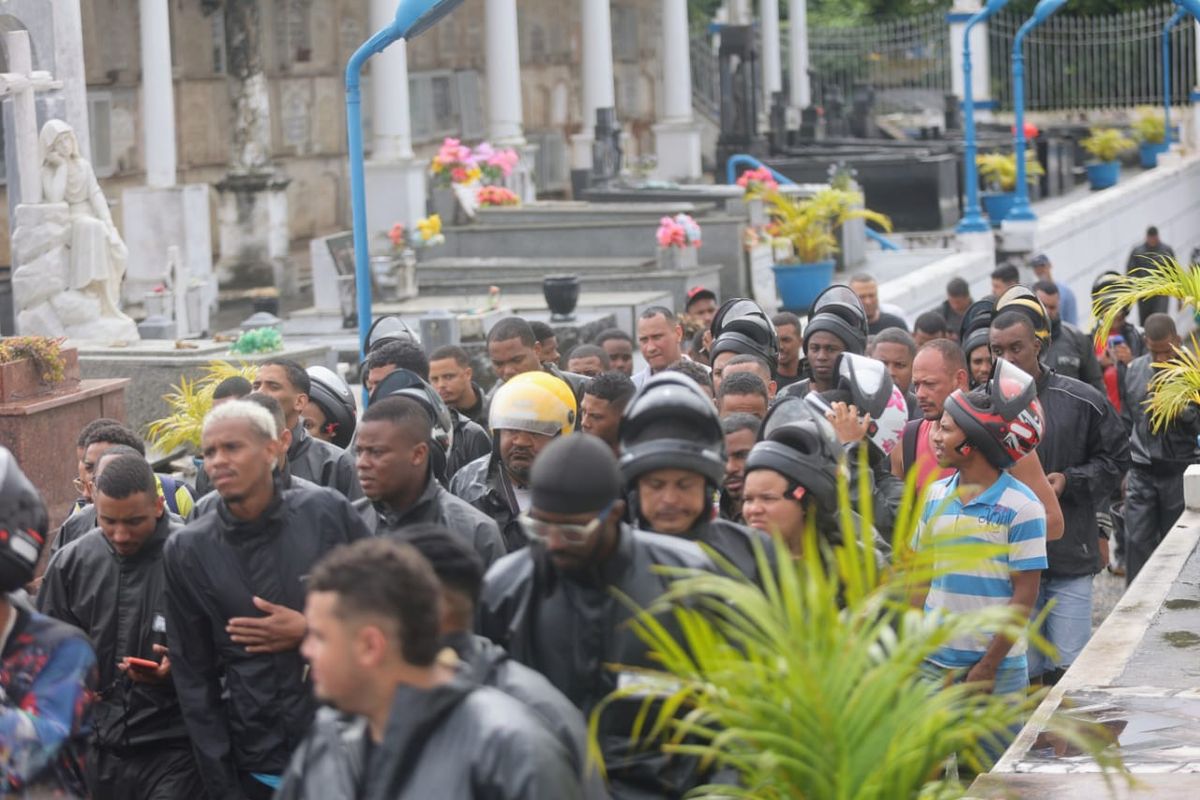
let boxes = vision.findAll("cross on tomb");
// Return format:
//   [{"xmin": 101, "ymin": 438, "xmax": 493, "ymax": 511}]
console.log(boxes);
[{"xmin": 1, "ymin": 30, "xmax": 64, "ymax": 206}]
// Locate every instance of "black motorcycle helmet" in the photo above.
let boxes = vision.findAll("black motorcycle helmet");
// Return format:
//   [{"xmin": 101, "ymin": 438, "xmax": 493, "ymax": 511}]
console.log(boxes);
[
  {"xmin": 802, "ymin": 285, "xmax": 869, "ymax": 356},
  {"xmin": 746, "ymin": 397, "xmax": 842, "ymax": 514},
  {"xmin": 619, "ymin": 372, "xmax": 726, "ymax": 487},
  {"xmin": 709, "ymin": 298, "xmax": 780, "ymax": 373},
  {"xmin": 995, "ymin": 285, "xmax": 1051, "ymax": 347},
  {"xmin": 305, "ymin": 366, "xmax": 357, "ymax": 450},
  {"xmin": 958, "ymin": 297, "xmax": 995, "ymax": 344},
  {"xmin": 365, "ymin": 314, "xmax": 421, "ymax": 354},
  {"xmin": 370, "ymin": 368, "xmax": 456, "ymax": 483},
  {"xmin": 0, "ymin": 448, "xmax": 49, "ymax": 593}
]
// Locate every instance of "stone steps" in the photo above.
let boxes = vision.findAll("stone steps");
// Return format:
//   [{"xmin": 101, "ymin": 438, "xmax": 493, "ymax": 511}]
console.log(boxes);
[{"xmin": 416, "ymin": 256, "xmax": 654, "ymax": 284}]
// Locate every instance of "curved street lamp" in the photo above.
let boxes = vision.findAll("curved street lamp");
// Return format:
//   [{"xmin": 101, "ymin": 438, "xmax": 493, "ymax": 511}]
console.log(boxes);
[
  {"xmin": 345, "ymin": 0, "xmax": 463, "ymax": 398},
  {"xmin": 1005, "ymin": 0, "xmax": 1068, "ymax": 224},
  {"xmin": 956, "ymin": 0, "xmax": 1013, "ymax": 234}
]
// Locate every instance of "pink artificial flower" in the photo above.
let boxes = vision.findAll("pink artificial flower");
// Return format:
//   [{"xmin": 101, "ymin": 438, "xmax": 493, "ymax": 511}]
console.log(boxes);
[
  {"xmin": 474, "ymin": 142, "xmax": 495, "ymax": 162},
  {"xmin": 656, "ymin": 217, "xmax": 677, "ymax": 248},
  {"xmin": 488, "ymin": 148, "xmax": 519, "ymax": 177}
]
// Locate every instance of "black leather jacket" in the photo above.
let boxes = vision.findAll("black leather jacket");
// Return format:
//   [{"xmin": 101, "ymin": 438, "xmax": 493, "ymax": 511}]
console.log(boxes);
[
  {"xmin": 163, "ymin": 481, "xmax": 370, "ymax": 799},
  {"xmin": 1035, "ymin": 368, "xmax": 1130, "ymax": 577},
  {"xmin": 275, "ymin": 676, "xmax": 584, "ymax": 800},
  {"xmin": 1046, "ymin": 319, "xmax": 1105, "ymax": 392},
  {"xmin": 39, "ymin": 514, "xmax": 189, "ymax": 752},
  {"xmin": 448, "ymin": 411, "xmax": 492, "ymax": 482},
  {"xmin": 354, "ymin": 473, "xmax": 506, "ymax": 567},
  {"xmin": 1121, "ymin": 354, "xmax": 1200, "ymax": 471},
  {"xmin": 449, "ymin": 453, "xmax": 526, "ymax": 552},
  {"xmin": 288, "ymin": 423, "xmax": 362, "ymax": 499},
  {"xmin": 478, "ymin": 525, "xmax": 714, "ymax": 799}
]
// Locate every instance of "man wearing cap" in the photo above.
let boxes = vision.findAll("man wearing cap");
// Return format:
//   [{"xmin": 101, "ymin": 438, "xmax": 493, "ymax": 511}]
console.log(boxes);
[
  {"xmin": 451, "ymin": 372, "xmax": 578, "ymax": 552},
  {"xmin": 1126, "ymin": 226, "xmax": 1175, "ymax": 322},
  {"xmin": 685, "ymin": 286, "xmax": 718, "ymax": 330},
  {"xmin": 1029, "ymin": 254, "xmax": 1078, "ymax": 326},
  {"xmin": 353, "ymin": 396, "xmax": 505, "ymax": 567},
  {"xmin": 780, "ymin": 285, "xmax": 870, "ymax": 400},
  {"xmin": 478, "ymin": 434, "xmax": 715, "ymax": 799}
]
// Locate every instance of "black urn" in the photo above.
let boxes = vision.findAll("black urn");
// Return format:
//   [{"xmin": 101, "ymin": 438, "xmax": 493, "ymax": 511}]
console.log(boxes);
[{"xmin": 543, "ymin": 274, "xmax": 580, "ymax": 321}]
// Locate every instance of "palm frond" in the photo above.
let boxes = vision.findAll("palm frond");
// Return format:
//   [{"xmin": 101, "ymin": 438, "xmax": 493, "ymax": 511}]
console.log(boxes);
[
  {"xmin": 144, "ymin": 360, "xmax": 259, "ymax": 452},
  {"xmin": 1092, "ymin": 256, "xmax": 1200, "ymax": 346},
  {"xmin": 1146, "ymin": 336, "xmax": 1200, "ymax": 433},
  {"xmin": 594, "ymin": 469, "xmax": 1130, "ymax": 799}
]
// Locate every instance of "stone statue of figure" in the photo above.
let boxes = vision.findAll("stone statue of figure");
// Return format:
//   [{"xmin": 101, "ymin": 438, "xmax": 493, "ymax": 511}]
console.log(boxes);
[{"xmin": 39, "ymin": 119, "xmax": 133, "ymax": 323}]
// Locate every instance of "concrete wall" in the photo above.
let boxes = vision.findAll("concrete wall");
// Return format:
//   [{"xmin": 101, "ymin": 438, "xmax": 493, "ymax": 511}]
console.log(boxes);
[{"xmin": 1033, "ymin": 154, "xmax": 1200, "ymax": 329}]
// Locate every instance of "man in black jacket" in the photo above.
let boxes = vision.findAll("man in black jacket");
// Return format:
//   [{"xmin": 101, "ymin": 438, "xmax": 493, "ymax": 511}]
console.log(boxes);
[
  {"xmin": 478, "ymin": 434, "xmax": 714, "ymax": 799},
  {"xmin": 164, "ymin": 400, "xmax": 369, "ymax": 799},
  {"xmin": 1126, "ymin": 225, "xmax": 1175, "ymax": 322},
  {"xmin": 620, "ymin": 372, "xmax": 772, "ymax": 584},
  {"xmin": 487, "ymin": 315, "xmax": 588, "ymax": 402},
  {"xmin": 1121, "ymin": 314, "xmax": 1200, "ymax": 582},
  {"xmin": 451, "ymin": 371, "xmax": 578, "ymax": 551},
  {"xmin": 253, "ymin": 358, "xmax": 361, "ymax": 498},
  {"xmin": 277, "ymin": 538, "xmax": 582, "ymax": 799},
  {"xmin": 430, "ymin": 344, "xmax": 489, "ymax": 426},
  {"xmin": 401, "ymin": 524, "xmax": 606, "ymax": 798},
  {"xmin": 353, "ymin": 396, "xmax": 504, "ymax": 566},
  {"xmin": 1035, "ymin": 281, "xmax": 1105, "ymax": 392},
  {"xmin": 990, "ymin": 311, "xmax": 1130, "ymax": 685},
  {"xmin": 39, "ymin": 454, "xmax": 200, "ymax": 799}
]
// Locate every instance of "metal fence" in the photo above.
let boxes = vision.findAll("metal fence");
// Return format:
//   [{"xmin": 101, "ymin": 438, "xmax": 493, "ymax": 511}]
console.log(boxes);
[
  {"xmin": 989, "ymin": 4, "xmax": 1197, "ymax": 111},
  {"xmin": 807, "ymin": 12, "xmax": 951, "ymax": 114},
  {"xmin": 691, "ymin": 33, "xmax": 722, "ymax": 124}
]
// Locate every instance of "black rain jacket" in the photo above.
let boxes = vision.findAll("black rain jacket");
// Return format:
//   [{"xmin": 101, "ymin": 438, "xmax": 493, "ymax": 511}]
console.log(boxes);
[
  {"xmin": 1121, "ymin": 354, "xmax": 1200, "ymax": 471},
  {"xmin": 288, "ymin": 423, "xmax": 362, "ymax": 499},
  {"xmin": 354, "ymin": 472, "xmax": 506, "ymax": 567},
  {"xmin": 39, "ymin": 514, "xmax": 189, "ymax": 752},
  {"xmin": 275, "ymin": 676, "xmax": 583, "ymax": 799},
  {"xmin": 1035, "ymin": 368, "xmax": 1130, "ymax": 577},
  {"xmin": 477, "ymin": 525, "xmax": 714, "ymax": 799},
  {"xmin": 1046, "ymin": 318, "xmax": 1105, "ymax": 392},
  {"xmin": 162, "ymin": 481, "xmax": 370, "ymax": 799},
  {"xmin": 447, "ymin": 411, "xmax": 493, "ymax": 482},
  {"xmin": 449, "ymin": 453, "xmax": 525, "ymax": 552}
]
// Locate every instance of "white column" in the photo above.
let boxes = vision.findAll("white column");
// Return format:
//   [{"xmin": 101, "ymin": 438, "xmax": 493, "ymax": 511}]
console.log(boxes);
[
  {"xmin": 654, "ymin": 0, "xmax": 702, "ymax": 180},
  {"xmin": 761, "ymin": 0, "xmax": 782, "ymax": 97},
  {"xmin": 573, "ymin": 0, "xmax": 616, "ymax": 169},
  {"xmin": 787, "ymin": 0, "xmax": 810, "ymax": 109},
  {"xmin": 52, "ymin": 0, "xmax": 91, "ymax": 162},
  {"xmin": 370, "ymin": 0, "xmax": 413, "ymax": 160},
  {"xmin": 139, "ymin": 0, "xmax": 177, "ymax": 188},
  {"xmin": 485, "ymin": 0, "xmax": 525, "ymax": 144},
  {"xmin": 363, "ymin": 0, "xmax": 426, "ymax": 232},
  {"xmin": 949, "ymin": 1, "xmax": 987, "ymax": 109},
  {"xmin": 5, "ymin": 31, "xmax": 41, "ymax": 205}
]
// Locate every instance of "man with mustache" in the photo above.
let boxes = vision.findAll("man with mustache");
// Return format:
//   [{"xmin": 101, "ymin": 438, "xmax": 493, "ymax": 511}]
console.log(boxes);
[{"xmin": 451, "ymin": 372, "xmax": 578, "ymax": 552}]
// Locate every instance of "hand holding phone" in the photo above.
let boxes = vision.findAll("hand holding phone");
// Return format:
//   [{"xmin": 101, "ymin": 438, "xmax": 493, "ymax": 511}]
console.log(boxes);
[
  {"xmin": 120, "ymin": 645, "xmax": 171, "ymax": 683},
  {"xmin": 125, "ymin": 657, "xmax": 159, "ymax": 671}
]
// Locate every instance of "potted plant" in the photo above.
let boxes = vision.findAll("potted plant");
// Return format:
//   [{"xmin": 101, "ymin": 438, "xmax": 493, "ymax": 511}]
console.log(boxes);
[
  {"xmin": 1081, "ymin": 127, "xmax": 1135, "ymax": 190},
  {"xmin": 976, "ymin": 151, "xmax": 1045, "ymax": 227},
  {"xmin": 0, "ymin": 336, "xmax": 76, "ymax": 404},
  {"xmin": 655, "ymin": 213, "xmax": 702, "ymax": 270},
  {"xmin": 766, "ymin": 188, "xmax": 891, "ymax": 312},
  {"xmin": 1132, "ymin": 110, "xmax": 1168, "ymax": 168}
]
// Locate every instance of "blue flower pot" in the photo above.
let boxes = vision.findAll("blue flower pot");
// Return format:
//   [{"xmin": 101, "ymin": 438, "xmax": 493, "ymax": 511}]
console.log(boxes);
[
  {"xmin": 980, "ymin": 192, "xmax": 1016, "ymax": 228},
  {"xmin": 772, "ymin": 260, "xmax": 836, "ymax": 313},
  {"xmin": 1085, "ymin": 160, "xmax": 1121, "ymax": 190},
  {"xmin": 1139, "ymin": 141, "xmax": 1169, "ymax": 169}
]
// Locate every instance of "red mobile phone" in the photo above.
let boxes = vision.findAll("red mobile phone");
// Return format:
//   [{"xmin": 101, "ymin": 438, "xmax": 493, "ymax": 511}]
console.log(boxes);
[{"xmin": 126, "ymin": 657, "xmax": 160, "ymax": 670}]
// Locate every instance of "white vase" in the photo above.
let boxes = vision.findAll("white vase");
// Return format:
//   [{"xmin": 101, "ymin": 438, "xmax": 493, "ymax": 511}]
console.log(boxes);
[{"xmin": 657, "ymin": 246, "xmax": 699, "ymax": 271}]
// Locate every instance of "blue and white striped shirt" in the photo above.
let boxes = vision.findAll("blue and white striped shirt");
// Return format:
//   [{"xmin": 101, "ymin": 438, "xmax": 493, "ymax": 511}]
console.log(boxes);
[{"xmin": 914, "ymin": 471, "xmax": 1048, "ymax": 669}]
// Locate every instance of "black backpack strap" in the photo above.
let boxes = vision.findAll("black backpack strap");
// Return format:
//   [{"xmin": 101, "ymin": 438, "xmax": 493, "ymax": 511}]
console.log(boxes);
[{"xmin": 901, "ymin": 419, "xmax": 923, "ymax": 472}]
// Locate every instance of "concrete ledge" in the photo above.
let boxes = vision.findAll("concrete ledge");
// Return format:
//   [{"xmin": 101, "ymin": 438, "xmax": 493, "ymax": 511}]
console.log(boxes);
[{"xmin": 879, "ymin": 248, "xmax": 996, "ymax": 321}]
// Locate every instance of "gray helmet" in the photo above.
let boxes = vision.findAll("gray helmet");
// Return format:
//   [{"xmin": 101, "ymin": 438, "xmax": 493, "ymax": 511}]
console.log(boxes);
[
  {"xmin": 0, "ymin": 448, "xmax": 48, "ymax": 593},
  {"xmin": 305, "ymin": 366, "xmax": 357, "ymax": 449}
]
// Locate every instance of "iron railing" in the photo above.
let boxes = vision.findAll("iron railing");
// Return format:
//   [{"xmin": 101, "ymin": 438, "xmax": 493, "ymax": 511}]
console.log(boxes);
[
  {"xmin": 806, "ymin": 12, "xmax": 951, "ymax": 114},
  {"xmin": 691, "ymin": 32, "xmax": 722, "ymax": 124},
  {"xmin": 989, "ymin": 4, "xmax": 1196, "ymax": 111}
]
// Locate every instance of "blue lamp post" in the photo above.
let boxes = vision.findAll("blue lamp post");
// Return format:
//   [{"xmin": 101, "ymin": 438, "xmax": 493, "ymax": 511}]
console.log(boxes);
[
  {"xmin": 956, "ymin": 0, "xmax": 1012, "ymax": 234},
  {"xmin": 345, "ymin": 0, "xmax": 463, "ymax": 397},
  {"xmin": 1005, "ymin": 0, "xmax": 1069, "ymax": 224}
]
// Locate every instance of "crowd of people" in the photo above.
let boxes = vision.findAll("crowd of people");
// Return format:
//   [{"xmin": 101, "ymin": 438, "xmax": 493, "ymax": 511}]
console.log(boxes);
[{"xmin": 1, "ymin": 230, "xmax": 1196, "ymax": 798}]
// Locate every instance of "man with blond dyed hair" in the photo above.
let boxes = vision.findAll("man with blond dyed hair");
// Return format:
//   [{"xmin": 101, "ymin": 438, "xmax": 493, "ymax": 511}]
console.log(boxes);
[{"xmin": 164, "ymin": 401, "xmax": 369, "ymax": 800}]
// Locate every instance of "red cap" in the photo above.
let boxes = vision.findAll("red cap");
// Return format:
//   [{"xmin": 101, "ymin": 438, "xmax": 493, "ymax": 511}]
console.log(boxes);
[{"xmin": 686, "ymin": 286, "xmax": 716, "ymax": 307}]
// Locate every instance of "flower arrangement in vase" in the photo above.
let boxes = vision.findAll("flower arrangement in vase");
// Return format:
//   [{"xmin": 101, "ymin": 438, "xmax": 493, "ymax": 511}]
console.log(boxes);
[
  {"xmin": 656, "ymin": 213, "xmax": 702, "ymax": 270},
  {"xmin": 736, "ymin": 166, "xmax": 779, "ymax": 198},
  {"xmin": 477, "ymin": 186, "xmax": 520, "ymax": 207}
]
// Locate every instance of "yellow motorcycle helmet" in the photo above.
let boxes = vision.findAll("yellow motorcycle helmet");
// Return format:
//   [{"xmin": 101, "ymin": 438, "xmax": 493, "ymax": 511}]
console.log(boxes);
[{"xmin": 489, "ymin": 371, "xmax": 577, "ymax": 437}]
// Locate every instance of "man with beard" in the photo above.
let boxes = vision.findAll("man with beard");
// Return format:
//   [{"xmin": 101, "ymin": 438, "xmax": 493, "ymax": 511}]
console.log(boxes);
[
  {"xmin": 479, "ymin": 434, "xmax": 713, "ymax": 799},
  {"xmin": 40, "ymin": 455, "xmax": 200, "ymax": 798},
  {"xmin": 353, "ymin": 396, "xmax": 504, "ymax": 567},
  {"xmin": 451, "ymin": 372, "xmax": 577, "ymax": 551},
  {"xmin": 719, "ymin": 413, "xmax": 759, "ymax": 524},
  {"xmin": 164, "ymin": 401, "xmax": 369, "ymax": 798}
]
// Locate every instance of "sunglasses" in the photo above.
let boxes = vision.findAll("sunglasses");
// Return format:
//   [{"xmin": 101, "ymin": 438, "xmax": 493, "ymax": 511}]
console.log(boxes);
[{"xmin": 519, "ymin": 502, "xmax": 616, "ymax": 544}]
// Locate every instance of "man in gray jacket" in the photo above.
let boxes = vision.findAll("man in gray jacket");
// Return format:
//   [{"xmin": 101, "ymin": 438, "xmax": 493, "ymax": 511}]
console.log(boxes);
[
  {"xmin": 353, "ymin": 396, "xmax": 505, "ymax": 567},
  {"xmin": 276, "ymin": 538, "xmax": 582, "ymax": 799}
]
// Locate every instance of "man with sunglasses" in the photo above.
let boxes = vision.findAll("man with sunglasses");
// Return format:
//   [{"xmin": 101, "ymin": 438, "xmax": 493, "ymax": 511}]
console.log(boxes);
[{"xmin": 478, "ymin": 434, "xmax": 714, "ymax": 799}]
